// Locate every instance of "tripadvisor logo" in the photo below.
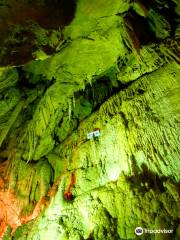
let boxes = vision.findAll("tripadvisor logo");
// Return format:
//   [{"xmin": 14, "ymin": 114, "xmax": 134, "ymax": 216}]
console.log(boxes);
[
  {"xmin": 135, "ymin": 227, "xmax": 173, "ymax": 236},
  {"xmin": 135, "ymin": 227, "xmax": 143, "ymax": 236}
]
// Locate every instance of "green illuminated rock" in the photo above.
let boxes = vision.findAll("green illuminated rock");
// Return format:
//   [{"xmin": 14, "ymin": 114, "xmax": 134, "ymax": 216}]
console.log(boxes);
[{"xmin": 0, "ymin": 0, "xmax": 179, "ymax": 240}]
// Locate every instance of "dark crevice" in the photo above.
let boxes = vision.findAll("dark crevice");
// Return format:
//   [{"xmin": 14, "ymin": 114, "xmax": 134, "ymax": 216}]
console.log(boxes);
[
  {"xmin": 119, "ymin": 111, "xmax": 129, "ymax": 129},
  {"xmin": 144, "ymin": 0, "xmax": 178, "ymax": 37},
  {"xmin": 126, "ymin": 163, "xmax": 179, "ymax": 193},
  {"xmin": 17, "ymin": 68, "xmax": 36, "ymax": 90},
  {"xmin": 125, "ymin": 10, "xmax": 160, "ymax": 46},
  {"xmin": 17, "ymin": 67, "xmax": 55, "ymax": 93}
]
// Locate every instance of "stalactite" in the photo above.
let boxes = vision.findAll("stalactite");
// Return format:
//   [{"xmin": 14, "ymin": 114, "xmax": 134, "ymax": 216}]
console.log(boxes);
[
  {"xmin": 72, "ymin": 95, "xmax": 76, "ymax": 108},
  {"xmin": 68, "ymin": 98, "xmax": 72, "ymax": 121}
]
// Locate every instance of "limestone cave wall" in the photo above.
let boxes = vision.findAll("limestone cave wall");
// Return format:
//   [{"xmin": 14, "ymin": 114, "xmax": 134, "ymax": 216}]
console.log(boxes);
[{"xmin": 0, "ymin": 0, "xmax": 179, "ymax": 239}]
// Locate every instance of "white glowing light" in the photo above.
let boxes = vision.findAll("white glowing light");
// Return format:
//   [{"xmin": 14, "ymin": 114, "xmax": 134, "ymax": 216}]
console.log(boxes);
[{"xmin": 108, "ymin": 166, "xmax": 121, "ymax": 181}]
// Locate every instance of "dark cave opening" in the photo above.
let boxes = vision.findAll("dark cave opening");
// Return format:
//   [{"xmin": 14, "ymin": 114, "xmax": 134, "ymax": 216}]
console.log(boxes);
[
  {"xmin": 3, "ymin": 0, "xmax": 77, "ymax": 29},
  {"xmin": 0, "ymin": 0, "xmax": 77, "ymax": 66},
  {"xmin": 144, "ymin": 0, "xmax": 178, "ymax": 37},
  {"xmin": 155, "ymin": 4, "xmax": 178, "ymax": 37},
  {"xmin": 35, "ymin": 0, "xmax": 77, "ymax": 29},
  {"xmin": 126, "ymin": 10, "xmax": 159, "ymax": 46},
  {"xmin": 75, "ymin": 77, "xmax": 123, "ymax": 113},
  {"xmin": 16, "ymin": 67, "xmax": 55, "ymax": 93}
]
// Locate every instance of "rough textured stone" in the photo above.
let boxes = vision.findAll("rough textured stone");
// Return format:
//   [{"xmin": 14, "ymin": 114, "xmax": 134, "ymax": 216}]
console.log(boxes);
[{"xmin": 0, "ymin": 0, "xmax": 179, "ymax": 239}]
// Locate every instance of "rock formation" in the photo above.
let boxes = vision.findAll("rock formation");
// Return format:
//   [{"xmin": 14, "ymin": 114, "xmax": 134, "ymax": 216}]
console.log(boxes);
[{"xmin": 0, "ymin": 0, "xmax": 179, "ymax": 239}]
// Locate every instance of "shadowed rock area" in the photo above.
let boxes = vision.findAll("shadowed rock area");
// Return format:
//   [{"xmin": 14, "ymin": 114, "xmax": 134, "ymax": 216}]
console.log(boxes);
[{"xmin": 0, "ymin": 0, "xmax": 77, "ymax": 66}]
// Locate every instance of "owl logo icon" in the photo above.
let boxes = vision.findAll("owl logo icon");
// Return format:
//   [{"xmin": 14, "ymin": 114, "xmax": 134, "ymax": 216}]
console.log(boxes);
[{"xmin": 135, "ymin": 227, "xmax": 143, "ymax": 236}]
